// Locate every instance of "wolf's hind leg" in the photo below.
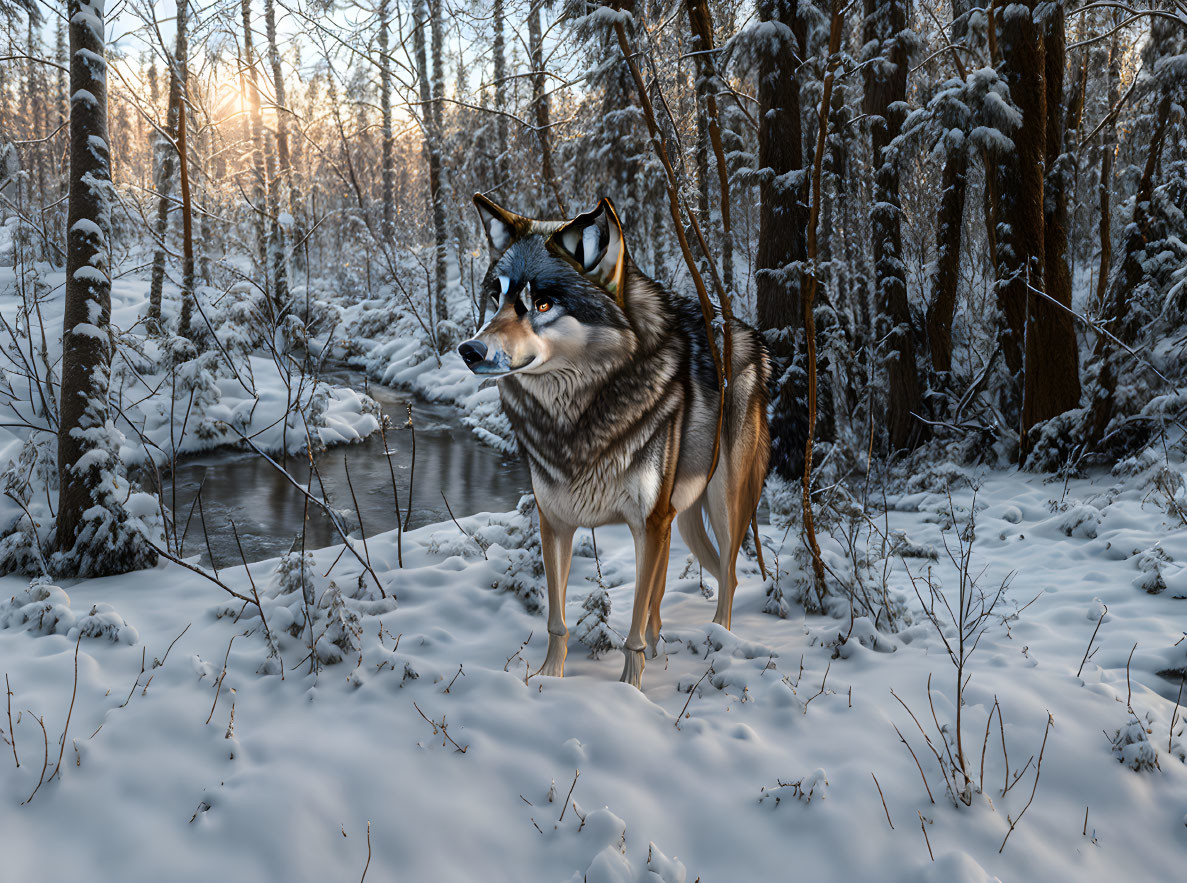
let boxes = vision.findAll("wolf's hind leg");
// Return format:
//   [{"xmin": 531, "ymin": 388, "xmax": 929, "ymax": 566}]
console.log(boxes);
[
  {"xmin": 537, "ymin": 507, "xmax": 575, "ymax": 678},
  {"xmin": 705, "ymin": 473, "xmax": 738, "ymax": 630},
  {"xmin": 676, "ymin": 499, "xmax": 720, "ymax": 575},
  {"xmin": 623, "ymin": 510, "xmax": 675, "ymax": 688}
]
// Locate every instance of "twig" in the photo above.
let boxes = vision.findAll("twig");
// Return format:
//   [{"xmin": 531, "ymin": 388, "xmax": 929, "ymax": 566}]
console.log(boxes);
[
  {"xmin": 441, "ymin": 491, "xmax": 487, "ymax": 560},
  {"xmin": 155, "ymin": 622, "xmax": 192, "ymax": 669},
  {"xmin": 871, "ymin": 772, "xmax": 893, "ymax": 829},
  {"xmin": 360, "ymin": 821, "xmax": 371, "ymax": 883},
  {"xmin": 1076, "ymin": 605, "xmax": 1107, "ymax": 677},
  {"xmin": 22, "ymin": 712, "xmax": 48, "ymax": 804},
  {"xmin": 919, "ymin": 812, "xmax": 934, "ymax": 862},
  {"xmin": 5, "ymin": 674, "xmax": 16, "ymax": 764},
  {"xmin": 380, "ymin": 420, "xmax": 403, "ymax": 567},
  {"xmin": 443, "ymin": 664, "xmax": 465, "ymax": 693},
  {"xmin": 558, "ymin": 769, "xmax": 579, "ymax": 822},
  {"xmin": 120, "ymin": 648, "xmax": 147, "ymax": 709},
  {"xmin": 47, "ymin": 635, "xmax": 81, "ymax": 785},
  {"xmin": 206, "ymin": 633, "xmax": 241, "ymax": 725},
  {"xmin": 1125, "ymin": 641, "xmax": 1137, "ymax": 715},
  {"xmin": 894, "ymin": 724, "xmax": 936, "ymax": 805},
  {"xmin": 413, "ymin": 702, "xmax": 468, "ymax": 753},
  {"xmin": 802, "ymin": 661, "xmax": 832, "ymax": 712},
  {"xmin": 675, "ymin": 664, "xmax": 716, "ymax": 727},
  {"xmin": 147, "ymin": 540, "xmax": 259, "ymax": 607},
  {"xmin": 1170, "ymin": 677, "xmax": 1183, "ymax": 754},
  {"xmin": 999, "ymin": 713, "xmax": 1054, "ymax": 853}
]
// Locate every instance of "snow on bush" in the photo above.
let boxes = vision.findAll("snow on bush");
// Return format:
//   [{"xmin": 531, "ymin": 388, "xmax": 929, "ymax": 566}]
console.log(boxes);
[
  {"xmin": 1111, "ymin": 716, "xmax": 1161, "ymax": 772},
  {"xmin": 1, "ymin": 578, "xmax": 137, "ymax": 643},
  {"xmin": 481, "ymin": 495, "xmax": 545, "ymax": 612},
  {"xmin": 575, "ymin": 586, "xmax": 618, "ymax": 658},
  {"xmin": 214, "ymin": 550, "xmax": 396, "ymax": 675}
]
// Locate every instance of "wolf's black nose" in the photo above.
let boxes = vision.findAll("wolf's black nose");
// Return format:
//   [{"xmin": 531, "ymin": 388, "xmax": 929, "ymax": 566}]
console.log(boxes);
[{"xmin": 458, "ymin": 340, "xmax": 487, "ymax": 368}]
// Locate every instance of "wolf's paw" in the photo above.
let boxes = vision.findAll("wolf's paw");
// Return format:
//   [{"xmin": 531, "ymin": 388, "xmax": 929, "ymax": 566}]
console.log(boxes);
[
  {"xmin": 646, "ymin": 630, "xmax": 661, "ymax": 659},
  {"xmin": 538, "ymin": 633, "xmax": 567, "ymax": 678},
  {"xmin": 620, "ymin": 648, "xmax": 645, "ymax": 689}
]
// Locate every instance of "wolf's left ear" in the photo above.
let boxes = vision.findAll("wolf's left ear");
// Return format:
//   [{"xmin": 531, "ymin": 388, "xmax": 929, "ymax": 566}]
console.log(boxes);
[
  {"xmin": 546, "ymin": 198, "xmax": 628, "ymax": 304},
  {"xmin": 474, "ymin": 193, "xmax": 529, "ymax": 253}
]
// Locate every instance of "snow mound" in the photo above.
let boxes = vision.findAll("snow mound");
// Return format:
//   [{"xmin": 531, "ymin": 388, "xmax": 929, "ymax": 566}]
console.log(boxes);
[{"xmin": 0, "ymin": 579, "xmax": 137, "ymax": 643}]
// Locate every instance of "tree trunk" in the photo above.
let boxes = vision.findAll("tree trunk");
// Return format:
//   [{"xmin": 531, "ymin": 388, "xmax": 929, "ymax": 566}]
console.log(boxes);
[
  {"xmin": 264, "ymin": 0, "xmax": 297, "ymax": 279},
  {"xmin": 147, "ymin": 5, "xmax": 187, "ymax": 325},
  {"xmin": 685, "ymin": 0, "xmax": 734, "ymax": 296},
  {"xmin": 1038, "ymin": 1, "xmax": 1081, "ymax": 415},
  {"xmin": 925, "ymin": 0, "xmax": 971, "ymax": 383},
  {"xmin": 421, "ymin": 0, "xmax": 449, "ymax": 331},
  {"xmin": 493, "ymin": 0, "xmax": 508, "ymax": 184},
  {"xmin": 993, "ymin": 1, "xmax": 1080, "ymax": 455},
  {"xmin": 529, "ymin": 0, "xmax": 566, "ymax": 216},
  {"xmin": 240, "ymin": 0, "xmax": 276, "ymax": 304},
  {"xmin": 864, "ymin": 0, "xmax": 927, "ymax": 451},
  {"xmin": 1094, "ymin": 12, "xmax": 1121, "ymax": 311},
  {"xmin": 56, "ymin": 0, "xmax": 155, "ymax": 576},
  {"xmin": 755, "ymin": 0, "xmax": 808, "ymax": 480},
  {"xmin": 379, "ymin": 0, "xmax": 394, "ymax": 238},
  {"xmin": 926, "ymin": 148, "xmax": 967, "ymax": 379},
  {"xmin": 175, "ymin": 4, "xmax": 195, "ymax": 340},
  {"xmin": 1087, "ymin": 82, "xmax": 1175, "ymax": 442}
]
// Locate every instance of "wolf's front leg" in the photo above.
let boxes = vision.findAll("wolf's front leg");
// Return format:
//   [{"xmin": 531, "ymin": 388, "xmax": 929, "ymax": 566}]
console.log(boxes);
[
  {"xmin": 622, "ymin": 510, "xmax": 675, "ymax": 689},
  {"xmin": 537, "ymin": 506, "xmax": 575, "ymax": 678}
]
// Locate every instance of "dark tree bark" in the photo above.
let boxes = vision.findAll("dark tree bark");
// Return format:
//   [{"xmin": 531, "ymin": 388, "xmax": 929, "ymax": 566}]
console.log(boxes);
[
  {"xmin": 55, "ymin": 0, "xmax": 155, "ymax": 576},
  {"xmin": 864, "ymin": 0, "xmax": 927, "ymax": 451},
  {"xmin": 925, "ymin": 0, "xmax": 971, "ymax": 382},
  {"xmin": 529, "ymin": 0, "xmax": 566, "ymax": 216},
  {"xmin": 1094, "ymin": 11, "xmax": 1122, "ymax": 311},
  {"xmin": 685, "ymin": 0, "xmax": 734, "ymax": 295},
  {"xmin": 1038, "ymin": 1, "xmax": 1081, "ymax": 411},
  {"xmin": 1087, "ymin": 76, "xmax": 1176, "ymax": 442},
  {"xmin": 993, "ymin": 0, "xmax": 1079, "ymax": 455},
  {"xmin": 755, "ymin": 0, "xmax": 808, "ymax": 480}
]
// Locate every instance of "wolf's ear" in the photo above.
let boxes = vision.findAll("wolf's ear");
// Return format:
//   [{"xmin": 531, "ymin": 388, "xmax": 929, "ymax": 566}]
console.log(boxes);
[
  {"xmin": 474, "ymin": 193, "xmax": 528, "ymax": 253},
  {"xmin": 546, "ymin": 198, "xmax": 628, "ymax": 304}
]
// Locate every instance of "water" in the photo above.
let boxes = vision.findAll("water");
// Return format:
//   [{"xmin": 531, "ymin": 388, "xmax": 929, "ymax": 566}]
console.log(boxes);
[{"xmin": 150, "ymin": 370, "xmax": 531, "ymax": 566}]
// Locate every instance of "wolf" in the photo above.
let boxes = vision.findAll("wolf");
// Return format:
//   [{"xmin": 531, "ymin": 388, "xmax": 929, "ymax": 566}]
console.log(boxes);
[{"xmin": 458, "ymin": 194, "xmax": 770, "ymax": 689}]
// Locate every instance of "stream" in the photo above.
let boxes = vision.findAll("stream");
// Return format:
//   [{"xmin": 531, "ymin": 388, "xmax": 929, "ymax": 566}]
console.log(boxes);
[{"xmin": 151, "ymin": 369, "xmax": 531, "ymax": 567}]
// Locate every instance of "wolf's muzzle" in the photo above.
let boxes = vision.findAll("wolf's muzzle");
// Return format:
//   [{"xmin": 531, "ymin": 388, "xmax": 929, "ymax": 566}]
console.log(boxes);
[{"xmin": 457, "ymin": 340, "xmax": 488, "ymax": 370}]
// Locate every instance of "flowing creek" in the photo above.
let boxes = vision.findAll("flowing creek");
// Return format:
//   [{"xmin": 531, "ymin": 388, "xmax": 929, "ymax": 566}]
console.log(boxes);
[{"xmin": 149, "ymin": 369, "xmax": 531, "ymax": 566}]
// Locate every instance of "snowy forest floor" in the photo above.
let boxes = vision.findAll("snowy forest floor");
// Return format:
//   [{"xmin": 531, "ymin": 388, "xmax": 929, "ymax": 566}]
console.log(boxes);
[
  {"xmin": 2, "ymin": 454, "xmax": 1186, "ymax": 881},
  {"xmin": 2, "ymin": 253, "xmax": 1186, "ymax": 880}
]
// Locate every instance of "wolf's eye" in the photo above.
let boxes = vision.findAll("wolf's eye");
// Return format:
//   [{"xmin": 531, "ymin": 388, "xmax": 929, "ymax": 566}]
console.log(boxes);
[{"xmin": 535, "ymin": 298, "xmax": 553, "ymax": 313}]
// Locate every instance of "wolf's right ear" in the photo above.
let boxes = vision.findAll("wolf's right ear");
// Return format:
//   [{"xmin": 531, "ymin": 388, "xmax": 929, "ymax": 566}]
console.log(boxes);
[
  {"xmin": 545, "ymin": 198, "xmax": 628, "ymax": 305},
  {"xmin": 474, "ymin": 193, "xmax": 528, "ymax": 253}
]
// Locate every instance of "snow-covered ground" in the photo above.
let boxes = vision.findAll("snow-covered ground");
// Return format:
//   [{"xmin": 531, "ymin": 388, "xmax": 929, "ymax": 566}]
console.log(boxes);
[{"xmin": 2, "ymin": 458, "xmax": 1185, "ymax": 881}]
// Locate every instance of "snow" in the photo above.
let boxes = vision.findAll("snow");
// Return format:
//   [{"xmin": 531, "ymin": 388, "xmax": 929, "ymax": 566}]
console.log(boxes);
[
  {"xmin": 72, "ymin": 266, "xmax": 107, "ymax": 283},
  {"xmin": 1, "ymin": 460, "xmax": 1185, "ymax": 880},
  {"xmin": 70, "ymin": 218, "xmax": 104, "ymax": 238}
]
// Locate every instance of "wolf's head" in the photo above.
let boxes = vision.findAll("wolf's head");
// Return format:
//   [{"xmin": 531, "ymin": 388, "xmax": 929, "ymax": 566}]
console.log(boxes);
[{"xmin": 457, "ymin": 194, "xmax": 635, "ymax": 378}]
